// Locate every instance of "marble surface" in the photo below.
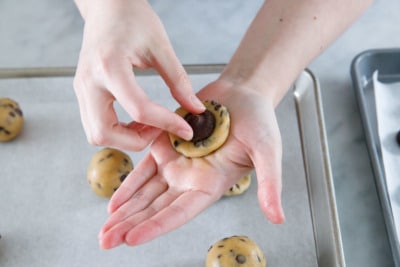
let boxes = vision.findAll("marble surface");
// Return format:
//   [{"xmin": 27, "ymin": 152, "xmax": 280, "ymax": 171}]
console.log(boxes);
[{"xmin": 0, "ymin": 0, "xmax": 399, "ymax": 266}]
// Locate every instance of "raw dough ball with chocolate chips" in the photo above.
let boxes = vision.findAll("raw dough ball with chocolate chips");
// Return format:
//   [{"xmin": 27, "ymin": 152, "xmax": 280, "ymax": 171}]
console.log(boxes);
[
  {"xmin": 206, "ymin": 235, "xmax": 266, "ymax": 267},
  {"xmin": 224, "ymin": 174, "xmax": 252, "ymax": 197},
  {"xmin": 169, "ymin": 100, "xmax": 230, "ymax": 158},
  {"xmin": 87, "ymin": 148, "xmax": 133, "ymax": 198},
  {"xmin": 0, "ymin": 98, "xmax": 24, "ymax": 142}
]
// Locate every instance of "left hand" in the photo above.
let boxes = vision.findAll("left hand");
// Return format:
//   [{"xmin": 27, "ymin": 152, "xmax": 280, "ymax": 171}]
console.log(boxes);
[{"xmin": 98, "ymin": 79, "xmax": 285, "ymax": 249}]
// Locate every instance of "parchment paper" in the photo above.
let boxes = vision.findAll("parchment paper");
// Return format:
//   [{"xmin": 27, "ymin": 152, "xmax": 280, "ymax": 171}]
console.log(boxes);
[
  {"xmin": 0, "ymin": 74, "xmax": 318, "ymax": 267},
  {"xmin": 372, "ymin": 71, "xmax": 400, "ymax": 243}
]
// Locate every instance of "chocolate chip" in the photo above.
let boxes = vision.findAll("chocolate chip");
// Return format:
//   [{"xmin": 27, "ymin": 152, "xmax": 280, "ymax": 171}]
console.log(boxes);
[
  {"xmin": 0, "ymin": 128, "xmax": 11, "ymax": 135},
  {"xmin": 201, "ymin": 139, "xmax": 211, "ymax": 147},
  {"xmin": 184, "ymin": 110, "xmax": 216, "ymax": 143},
  {"xmin": 174, "ymin": 140, "xmax": 180, "ymax": 147},
  {"xmin": 15, "ymin": 108, "xmax": 23, "ymax": 116},
  {"xmin": 236, "ymin": 254, "xmax": 246, "ymax": 264},
  {"xmin": 396, "ymin": 131, "xmax": 400, "ymax": 146},
  {"xmin": 120, "ymin": 173, "xmax": 128, "ymax": 182},
  {"xmin": 8, "ymin": 111, "xmax": 15, "ymax": 117}
]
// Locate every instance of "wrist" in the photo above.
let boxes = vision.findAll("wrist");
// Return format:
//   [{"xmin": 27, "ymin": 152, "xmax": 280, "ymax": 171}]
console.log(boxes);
[
  {"xmin": 219, "ymin": 64, "xmax": 292, "ymax": 108},
  {"xmin": 75, "ymin": 0, "xmax": 149, "ymax": 20}
]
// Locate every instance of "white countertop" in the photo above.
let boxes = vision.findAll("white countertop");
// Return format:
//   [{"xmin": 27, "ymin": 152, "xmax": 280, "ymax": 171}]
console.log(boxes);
[{"xmin": 0, "ymin": 0, "xmax": 399, "ymax": 266}]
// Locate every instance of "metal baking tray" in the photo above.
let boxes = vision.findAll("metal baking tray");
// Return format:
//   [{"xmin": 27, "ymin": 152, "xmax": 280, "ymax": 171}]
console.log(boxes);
[
  {"xmin": 351, "ymin": 48, "xmax": 400, "ymax": 266},
  {"xmin": 0, "ymin": 66, "xmax": 343, "ymax": 266}
]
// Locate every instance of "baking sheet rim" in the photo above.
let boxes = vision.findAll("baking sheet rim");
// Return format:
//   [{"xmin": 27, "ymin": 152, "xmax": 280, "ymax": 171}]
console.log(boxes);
[{"xmin": 294, "ymin": 69, "xmax": 344, "ymax": 267}]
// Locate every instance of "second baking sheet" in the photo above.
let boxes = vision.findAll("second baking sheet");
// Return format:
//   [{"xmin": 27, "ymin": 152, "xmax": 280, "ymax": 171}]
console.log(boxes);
[{"xmin": 352, "ymin": 48, "xmax": 400, "ymax": 266}]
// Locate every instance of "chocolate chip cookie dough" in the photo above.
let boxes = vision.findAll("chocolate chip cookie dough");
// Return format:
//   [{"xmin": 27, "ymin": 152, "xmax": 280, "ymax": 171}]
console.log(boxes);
[
  {"xmin": 87, "ymin": 148, "xmax": 134, "ymax": 198},
  {"xmin": 0, "ymin": 98, "xmax": 24, "ymax": 142},
  {"xmin": 224, "ymin": 174, "xmax": 252, "ymax": 197},
  {"xmin": 206, "ymin": 235, "xmax": 266, "ymax": 267},
  {"xmin": 169, "ymin": 100, "xmax": 230, "ymax": 158}
]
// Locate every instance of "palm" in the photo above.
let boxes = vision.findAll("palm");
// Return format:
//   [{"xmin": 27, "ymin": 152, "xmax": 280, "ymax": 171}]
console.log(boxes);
[{"xmin": 98, "ymin": 80, "xmax": 285, "ymax": 249}]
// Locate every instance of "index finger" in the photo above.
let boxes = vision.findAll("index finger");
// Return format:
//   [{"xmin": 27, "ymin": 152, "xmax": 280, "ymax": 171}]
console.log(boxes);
[
  {"xmin": 103, "ymin": 59, "xmax": 194, "ymax": 140},
  {"xmin": 151, "ymin": 44, "xmax": 205, "ymax": 114}
]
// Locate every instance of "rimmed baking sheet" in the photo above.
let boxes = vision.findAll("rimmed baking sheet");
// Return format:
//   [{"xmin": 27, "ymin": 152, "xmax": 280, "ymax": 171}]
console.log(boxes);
[
  {"xmin": 0, "ymin": 66, "xmax": 343, "ymax": 266},
  {"xmin": 351, "ymin": 48, "xmax": 400, "ymax": 266}
]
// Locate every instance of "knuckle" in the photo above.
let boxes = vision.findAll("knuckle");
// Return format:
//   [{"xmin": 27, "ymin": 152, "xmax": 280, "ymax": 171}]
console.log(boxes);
[
  {"xmin": 130, "ymin": 104, "xmax": 147, "ymax": 123},
  {"xmin": 132, "ymin": 190, "xmax": 148, "ymax": 202},
  {"xmin": 73, "ymin": 68, "xmax": 88, "ymax": 92},
  {"xmin": 86, "ymin": 127, "xmax": 108, "ymax": 146},
  {"xmin": 97, "ymin": 51, "xmax": 116, "ymax": 76},
  {"xmin": 174, "ymin": 68, "xmax": 190, "ymax": 88},
  {"xmin": 73, "ymin": 65, "xmax": 99, "ymax": 96},
  {"xmin": 126, "ymin": 138, "xmax": 148, "ymax": 151},
  {"xmin": 85, "ymin": 46, "xmax": 119, "ymax": 79},
  {"xmin": 169, "ymin": 69, "xmax": 191, "ymax": 100},
  {"xmin": 133, "ymin": 112, "xmax": 146, "ymax": 124},
  {"xmin": 132, "ymin": 140, "xmax": 148, "ymax": 151}
]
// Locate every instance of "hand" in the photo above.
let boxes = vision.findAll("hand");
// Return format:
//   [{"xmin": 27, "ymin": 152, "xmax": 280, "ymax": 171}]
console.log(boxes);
[
  {"xmin": 73, "ymin": 0, "xmax": 204, "ymax": 151},
  {"xmin": 98, "ymin": 79, "xmax": 285, "ymax": 249}
]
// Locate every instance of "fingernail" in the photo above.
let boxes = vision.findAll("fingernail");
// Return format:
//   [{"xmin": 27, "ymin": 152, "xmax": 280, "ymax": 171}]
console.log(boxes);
[
  {"xmin": 178, "ymin": 128, "xmax": 193, "ymax": 141},
  {"xmin": 190, "ymin": 95, "xmax": 205, "ymax": 111},
  {"xmin": 100, "ymin": 236, "xmax": 120, "ymax": 250}
]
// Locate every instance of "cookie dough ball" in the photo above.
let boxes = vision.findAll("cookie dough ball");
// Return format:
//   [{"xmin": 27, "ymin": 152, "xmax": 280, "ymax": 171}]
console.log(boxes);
[
  {"xmin": 87, "ymin": 148, "xmax": 133, "ymax": 198},
  {"xmin": 0, "ymin": 98, "xmax": 24, "ymax": 142},
  {"xmin": 206, "ymin": 235, "xmax": 266, "ymax": 267},
  {"xmin": 169, "ymin": 100, "xmax": 230, "ymax": 158},
  {"xmin": 224, "ymin": 174, "xmax": 252, "ymax": 197}
]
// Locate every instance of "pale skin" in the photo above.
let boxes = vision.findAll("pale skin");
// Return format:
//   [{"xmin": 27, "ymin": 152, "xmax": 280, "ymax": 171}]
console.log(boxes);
[
  {"xmin": 74, "ymin": 0, "xmax": 372, "ymax": 249},
  {"xmin": 73, "ymin": 0, "xmax": 205, "ymax": 150}
]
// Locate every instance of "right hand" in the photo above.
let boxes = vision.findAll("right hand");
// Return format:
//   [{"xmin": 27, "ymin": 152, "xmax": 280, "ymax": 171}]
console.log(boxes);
[{"xmin": 73, "ymin": 0, "xmax": 205, "ymax": 151}]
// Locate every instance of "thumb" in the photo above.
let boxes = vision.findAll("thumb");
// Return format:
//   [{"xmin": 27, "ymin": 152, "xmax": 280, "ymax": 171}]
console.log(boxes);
[{"xmin": 252, "ymin": 140, "xmax": 285, "ymax": 224}]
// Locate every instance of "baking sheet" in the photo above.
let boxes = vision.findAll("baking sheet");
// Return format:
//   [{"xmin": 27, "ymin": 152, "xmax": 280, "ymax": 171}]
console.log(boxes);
[
  {"xmin": 351, "ymin": 48, "xmax": 400, "ymax": 266},
  {"xmin": 0, "ymin": 67, "xmax": 342, "ymax": 266}
]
